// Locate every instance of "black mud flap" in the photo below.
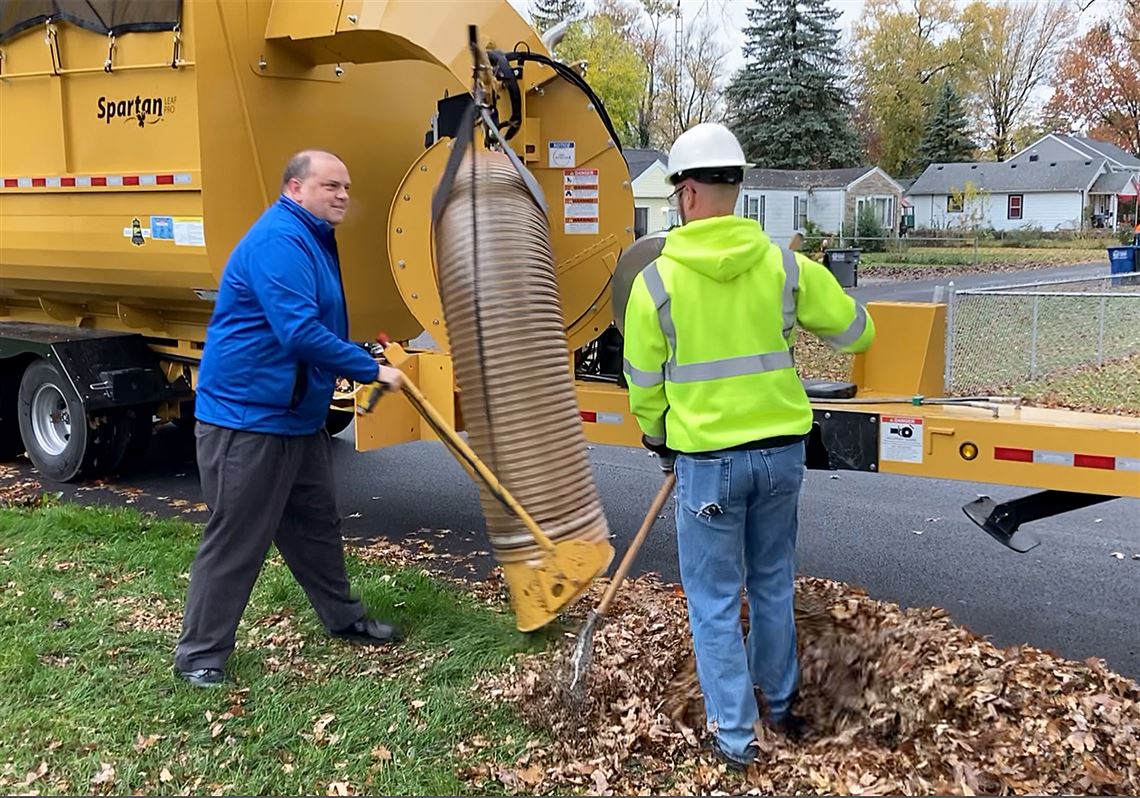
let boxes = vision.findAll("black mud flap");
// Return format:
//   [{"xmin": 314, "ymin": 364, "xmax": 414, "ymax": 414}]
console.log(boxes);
[
  {"xmin": 963, "ymin": 490, "xmax": 1117, "ymax": 553},
  {"xmin": 962, "ymin": 496, "xmax": 1041, "ymax": 553}
]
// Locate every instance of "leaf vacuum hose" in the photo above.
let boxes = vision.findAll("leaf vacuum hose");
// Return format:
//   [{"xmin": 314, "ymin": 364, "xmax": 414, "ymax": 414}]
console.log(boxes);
[{"xmin": 433, "ymin": 149, "xmax": 613, "ymax": 629}]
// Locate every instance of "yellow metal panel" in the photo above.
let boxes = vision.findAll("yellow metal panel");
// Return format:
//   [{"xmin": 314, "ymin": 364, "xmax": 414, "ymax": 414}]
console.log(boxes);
[
  {"xmin": 851, "ymin": 302, "xmax": 946, "ymax": 397},
  {"xmin": 816, "ymin": 400, "xmax": 1140, "ymax": 498},
  {"xmin": 353, "ymin": 351, "xmax": 455, "ymax": 451},
  {"xmin": 575, "ymin": 382, "xmax": 644, "ymax": 447},
  {"xmin": 265, "ymin": 0, "xmax": 344, "ymax": 39}
]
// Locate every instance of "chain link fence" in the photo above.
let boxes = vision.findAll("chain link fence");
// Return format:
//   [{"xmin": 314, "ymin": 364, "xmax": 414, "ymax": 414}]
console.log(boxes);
[{"xmin": 946, "ymin": 272, "xmax": 1140, "ymax": 396}]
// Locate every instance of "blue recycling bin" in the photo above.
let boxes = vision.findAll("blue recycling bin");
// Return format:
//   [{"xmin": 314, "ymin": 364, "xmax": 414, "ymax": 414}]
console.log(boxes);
[{"xmin": 1108, "ymin": 246, "xmax": 1136, "ymax": 285}]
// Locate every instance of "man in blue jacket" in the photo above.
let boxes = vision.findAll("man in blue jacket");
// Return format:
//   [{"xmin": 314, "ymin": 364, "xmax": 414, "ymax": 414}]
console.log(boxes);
[{"xmin": 173, "ymin": 150, "xmax": 405, "ymax": 688}]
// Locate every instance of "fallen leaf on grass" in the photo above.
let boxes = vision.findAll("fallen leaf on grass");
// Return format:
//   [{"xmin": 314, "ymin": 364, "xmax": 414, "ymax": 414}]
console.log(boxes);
[
  {"xmin": 326, "ymin": 781, "xmax": 352, "ymax": 796},
  {"xmin": 410, "ymin": 699, "xmax": 427, "ymax": 710},
  {"xmin": 313, "ymin": 713, "xmax": 336, "ymax": 743},
  {"xmin": 134, "ymin": 733, "xmax": 163, "ymax": 752},
  {"xmin": 90, "ymin": 762, "xmax": 116, "ymax": 786},
  {"xmin": 371, "ymin": 745, "xmax": 393, "ymax": 762},
  {"xmin": 159, "ymin": 768, "xmax": 173, "ymax": 783},
  {"xmin": 17, "ymin": 761, "xmax": 48, "ymax": 787},
  {"xmin": 516, "ymin": 765, "xmax": 544, "ymax": 787}
]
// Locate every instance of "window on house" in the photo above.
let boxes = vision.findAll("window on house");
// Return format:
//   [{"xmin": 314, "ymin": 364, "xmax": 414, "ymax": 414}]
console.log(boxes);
[
  {"xmin": 634, "ymin": 207, "xmax": 649, "ymax": 238},
  {"xmin": 744, "ymin": 195, "xmax": 766, "ymax": 227},
  {"xmin": 794, "ymin": 196, "xmax": 807, "ymax": 229},
  {"xmin": 1007, "ymin": 194, "xmax": 1023, "ymax": 220},
  {"xmin": 947, "ymin": 195, "xmax": 964, "ymax": 213}
]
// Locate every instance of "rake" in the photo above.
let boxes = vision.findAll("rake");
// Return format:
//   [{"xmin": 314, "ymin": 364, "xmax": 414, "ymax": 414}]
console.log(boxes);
[{"xmin": 567, "ymin": 471, "xmax": 676, "ymax": 701}]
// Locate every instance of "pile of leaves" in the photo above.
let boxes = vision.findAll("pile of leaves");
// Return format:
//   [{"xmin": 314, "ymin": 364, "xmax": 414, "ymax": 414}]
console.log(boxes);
[{"xmin": 467, "ymin": 573, "xmax": 1140, "ymax": 795}]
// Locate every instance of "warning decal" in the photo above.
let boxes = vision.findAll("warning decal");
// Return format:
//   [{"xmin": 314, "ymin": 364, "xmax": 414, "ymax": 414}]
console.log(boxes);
[
  {"xmin": 563, "ymin": 168, "xmax": 599, "ymax": 235},
  {"xmin": 880, "ymin": 415, "xmax": 923, "ymax": 464},
  {"xmin": 173, "ymin": 216, "xmax": 206, "ymax": 247}
]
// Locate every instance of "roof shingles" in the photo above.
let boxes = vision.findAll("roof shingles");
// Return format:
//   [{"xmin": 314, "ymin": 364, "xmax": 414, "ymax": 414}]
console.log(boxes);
[{"xmin": 908, "ymin": 160, "xmax": 1105, "ymax": 195}]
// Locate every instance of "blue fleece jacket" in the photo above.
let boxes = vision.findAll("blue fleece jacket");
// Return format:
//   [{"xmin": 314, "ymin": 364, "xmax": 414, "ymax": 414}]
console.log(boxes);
[{"xmin": 194, "ymin": 196, "xmax": 378, "ymax": 435}]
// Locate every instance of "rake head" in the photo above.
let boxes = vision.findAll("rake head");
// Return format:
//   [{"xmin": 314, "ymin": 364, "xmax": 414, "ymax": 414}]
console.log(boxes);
[{"xmin": 567, "ymin": 609, "xmax": 601, "ymax": 704}]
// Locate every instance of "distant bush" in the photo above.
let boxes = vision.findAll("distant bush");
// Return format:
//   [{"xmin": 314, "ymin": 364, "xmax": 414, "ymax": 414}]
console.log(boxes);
[
  {"xmin": 801, "ymin": 219, "xmax": 831, "ymax": 254},
  {"xmin": 855, "ymin": 206, "xmax": 887, "ymax": 252}
]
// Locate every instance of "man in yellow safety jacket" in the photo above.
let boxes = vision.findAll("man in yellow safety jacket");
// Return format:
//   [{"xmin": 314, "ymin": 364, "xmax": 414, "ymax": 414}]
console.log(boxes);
[{"xmin": 623, "ymin": 122, "xmax": 875, "ymax": 768}]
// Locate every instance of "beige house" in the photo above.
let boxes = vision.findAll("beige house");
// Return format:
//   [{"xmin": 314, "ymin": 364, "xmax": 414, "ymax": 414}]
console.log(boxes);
[{"xmin": 623, "ymin": 148, "xmax": 675, "ymax": 238}]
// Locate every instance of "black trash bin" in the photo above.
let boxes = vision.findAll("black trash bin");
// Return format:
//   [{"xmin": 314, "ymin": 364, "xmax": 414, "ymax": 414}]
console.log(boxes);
[{"xmin": 823, "ymin": 248, "xmax": 860, "ymax": 288}]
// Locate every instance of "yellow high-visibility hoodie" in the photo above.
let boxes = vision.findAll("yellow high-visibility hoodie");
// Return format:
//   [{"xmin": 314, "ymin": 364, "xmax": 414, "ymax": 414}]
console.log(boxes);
[{"xmin": 623, "ymin": 215, "xmax": 874, "ymax": 453}]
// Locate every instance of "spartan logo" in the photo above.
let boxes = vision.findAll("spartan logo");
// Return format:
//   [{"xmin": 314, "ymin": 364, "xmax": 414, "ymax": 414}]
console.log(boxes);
[{"xmin": 97, "ymin": 95, "xmax": 168, "ymax": 128}]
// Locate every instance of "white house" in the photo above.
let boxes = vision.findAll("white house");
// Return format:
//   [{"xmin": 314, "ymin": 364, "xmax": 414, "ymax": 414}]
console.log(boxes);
[
  {"xmin": 906, "ymin": 159, "xmax": 1129, "ymax": 232},
  {"xmin": 736, "ymin": 167, "xmax": 906, "ymax": 248},
  {"xmin": 622, "ymin": 148, "xmax": 675, "ymax": 238},
  {"xmin": 1007, "ymin": 133, "xmax": 1140, "ymax": 228}
]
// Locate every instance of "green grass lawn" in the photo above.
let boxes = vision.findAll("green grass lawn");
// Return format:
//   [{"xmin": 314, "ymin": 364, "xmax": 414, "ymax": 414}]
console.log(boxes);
[
  {"xmin": 0, "ymin": 503, "xmax": 554, "ymax": 796},
  {"xmin": 859, "ymin": 246, "xmax": 1106, "ymax": 270}
]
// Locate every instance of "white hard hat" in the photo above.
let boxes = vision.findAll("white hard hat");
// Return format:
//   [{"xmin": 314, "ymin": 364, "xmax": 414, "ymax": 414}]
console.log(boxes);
[{"xmin": 665, "ymin": 122, "xmax": 753, "ymax": 184}]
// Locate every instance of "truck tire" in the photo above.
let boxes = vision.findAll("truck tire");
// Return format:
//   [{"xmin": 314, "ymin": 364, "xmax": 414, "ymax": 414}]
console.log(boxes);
[
  {"xmin": 103, "ymin": 405, "xmax": 155, "ymax": 476},
  {"xmin": 325, "ymin": 408, "xmax": 354, "ymax": 436},
  {"xmin": 17, "ymin": 358, "xmax": 117, "ymax": 482}
]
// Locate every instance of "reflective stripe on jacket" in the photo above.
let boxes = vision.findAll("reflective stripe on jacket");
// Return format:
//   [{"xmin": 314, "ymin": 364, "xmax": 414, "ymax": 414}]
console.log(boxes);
[{"xmin": 622, "ymin": 215, "xmax": 874, "ymax": 453}]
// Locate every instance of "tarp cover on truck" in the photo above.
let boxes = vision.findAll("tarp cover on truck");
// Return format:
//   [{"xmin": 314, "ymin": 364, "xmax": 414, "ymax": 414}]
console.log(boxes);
[{"xmin": 0, "ymin": 1, "xmax": 181, "ymax": 43}]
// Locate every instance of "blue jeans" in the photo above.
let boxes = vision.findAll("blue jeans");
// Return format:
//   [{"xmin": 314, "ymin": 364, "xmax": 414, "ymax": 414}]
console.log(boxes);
[{"xmin": 674, "ymin": 441, "xmax": 805, "ymax": 761}]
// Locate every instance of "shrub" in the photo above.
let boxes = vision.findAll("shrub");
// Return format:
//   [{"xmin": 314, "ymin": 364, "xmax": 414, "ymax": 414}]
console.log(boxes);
[
  {"xmin": 855, "ymin": 206, "xmax": 887, "ymax": 252},
  {"xmin": 801, "ymin": 219, "xmax": 831, "ymax": 254}
]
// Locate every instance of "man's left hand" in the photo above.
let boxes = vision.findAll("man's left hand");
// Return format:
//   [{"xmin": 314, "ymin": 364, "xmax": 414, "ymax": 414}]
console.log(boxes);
[{"xmin": 642, "ymin": 434, "xmax": 676, "ymax": 471}]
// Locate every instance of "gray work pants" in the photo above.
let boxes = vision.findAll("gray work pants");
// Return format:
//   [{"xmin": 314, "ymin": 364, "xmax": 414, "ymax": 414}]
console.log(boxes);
[{"xmin": 173, "ymin": 422, "xmax": 363, "ymax": 672}]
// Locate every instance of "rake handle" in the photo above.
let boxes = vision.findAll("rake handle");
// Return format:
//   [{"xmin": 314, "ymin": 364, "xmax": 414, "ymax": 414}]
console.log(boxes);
[
  {"xmin": 594, "ymin": 471, "xmax": 676, "ymax": 618},
  {"xmin": 374, "ymin": 336, "xmax": 557, "ymax": 555}
]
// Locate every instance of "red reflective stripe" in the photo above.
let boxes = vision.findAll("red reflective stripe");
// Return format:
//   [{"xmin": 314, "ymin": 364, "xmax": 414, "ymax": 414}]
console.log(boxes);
[
  {"xmin": 2, "ymin": 179, "xmax": 16, "ymax": 188},
  {"xmin": 91, "ymin": 177, "xmax": 107, "ymax": 186},
  {"xmin": 994, "ymin": 447, "xmax": 1033, "ymax": 463},
  {"xmin": 122, "ymin": 175, "xmax": 140, "ymax": 186},
  {"xmin": 580, "ymin": 411, "xmax": 597, "ymax": 423},
  {"xmin": 60, "ymin": 177, "xmax": 76, "ymax": 187},
  {"xmin": 31, "ymin": 178, "xmax": 46, "ymax": 187},
  {"xmin": 1074, "ymin": 453, "xmax": 1115, "ymax": 470},
  {"xmin": 156, "ymin": 174, "xmax": 174, "ymax": 185}
]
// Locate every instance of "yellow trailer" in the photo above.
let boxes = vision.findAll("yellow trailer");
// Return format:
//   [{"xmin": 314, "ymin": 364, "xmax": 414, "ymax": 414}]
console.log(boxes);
[
  {"xmin": 0, "ymin": 0, "xmax": 1136, "ymax": 552},
  {"xmin": 0, "ymin": 0, "xmax": 632, "ymax": 479}
]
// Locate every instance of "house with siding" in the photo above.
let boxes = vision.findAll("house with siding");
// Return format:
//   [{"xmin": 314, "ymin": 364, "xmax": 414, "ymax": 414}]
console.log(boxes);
[
  {"xmin": 622, "ymin": 148, "xmax": 674, "ymax": 238},
  {"xmin": 906, "ymin": 158, "xmax": 1128, "ymax": 232},
  {"xmin": 735, "ymin": 166, "xmax": 905, "ymax": 248},
  {"xmin": 1007, "ymin": 134, "xmax": 1140, "ymax": 228}
]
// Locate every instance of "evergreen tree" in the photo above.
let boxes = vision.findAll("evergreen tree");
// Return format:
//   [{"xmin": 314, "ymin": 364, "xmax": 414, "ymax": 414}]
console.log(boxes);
[
  {"xmin": 726, "ymin": 0, "xmax": 863, "ymax": 170},
  {"xmin": 917, "ymin": 82, "xmax": 977, "ymax": 172},
  {"xmin": 530, "ymin": 0, "xmax": 585, "ymax": 36}
]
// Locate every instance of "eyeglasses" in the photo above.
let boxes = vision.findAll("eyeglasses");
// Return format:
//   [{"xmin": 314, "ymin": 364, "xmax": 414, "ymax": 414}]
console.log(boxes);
[{"xmin": 667, "ymin": 184, "xmax": 690, "ymax": 207}]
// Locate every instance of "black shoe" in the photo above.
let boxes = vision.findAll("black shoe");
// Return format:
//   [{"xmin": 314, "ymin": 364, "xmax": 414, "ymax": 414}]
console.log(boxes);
[
  {"xmin": 764, "ymin": 710, "xmax": 808, "ymax": 741},
  {"xmin": 178, "ymin": 667, "xmax": 226, "ymax": 688},
  {"xmin": 331, "ymin": 617, "xmax": 403, "ymax": 645},
  {"xmin": 709, "ymin": 739, "xmax": 758, "ymax": 772}
]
